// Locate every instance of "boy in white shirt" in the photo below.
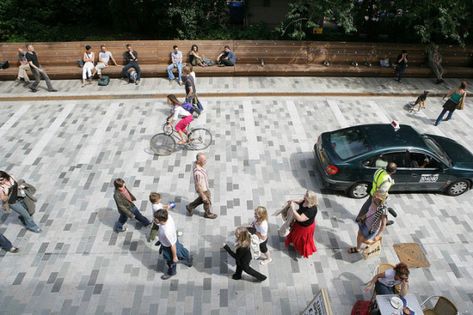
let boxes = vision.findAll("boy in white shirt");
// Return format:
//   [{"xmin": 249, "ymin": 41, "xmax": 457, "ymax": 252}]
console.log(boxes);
[
  {"xmin": 154, "ymin": 209, "xmax": 193, "ymax": 280},
  {"xmin": 148, "ymin": 192, "xmax": 181, "ymax": 242}
]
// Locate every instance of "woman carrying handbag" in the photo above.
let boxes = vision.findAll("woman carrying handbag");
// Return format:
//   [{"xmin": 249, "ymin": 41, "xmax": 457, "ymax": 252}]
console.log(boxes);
[{"xmin": 434, "ymin": 81, "xmax": 467, "ymax": 126}]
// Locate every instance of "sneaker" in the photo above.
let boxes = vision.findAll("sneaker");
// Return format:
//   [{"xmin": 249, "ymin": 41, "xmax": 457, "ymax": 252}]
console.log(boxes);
[
  {"xmin": 28, "ymin": 226, "xmax": 41, "ymax": 233},
  {"xmin": 204, "ymin": 212, "xmax": 218, "ymax": 219},
  {"xmin": 260, "ymin": 258, "xmax": 272, "ymax": 265},
  {"xmin": 232, "ymin": 274, "xmax": 241, "ymax": 280},
  {"xmin": 176, "ymin": 230, "xmax": 183, "ymax": 237},
  {"xmin": 184, "ymin": 255, "xmax": 193, "ymax": 267},
  {"xmin": 186, "ymin": 205, "xmax": 193, "ymax": 216},
  {"xmin": 114, "ymin": 226, "xmax": 127, "ymax": 233},
  {"xmin": 30, "ymin": 87, "xmax": 38, "ymax": 93},
  {"xmin": 135, "ymin": 80, "xmax": 140, "ymax": 85},
  {"xmin": 48, "ymin": 88, "xmax": 58, "ymax": 92},
  {"xmin": 8, "ymin": 247, "xmax": 19, "ymax": 253},
  {"xmin": 161, "ymin": 273, "xmax": 175, "ymax": 280},
  {"xmin": 386, "ymin": 220, "xmax": 395, "ymax": 226},
  {"xmin": 178, "ymin": 80, "xmax": 183, "ymax": 86},
  {"xmin": 154, "ymin": 240, "xmax": 161, "ymax": 247}
]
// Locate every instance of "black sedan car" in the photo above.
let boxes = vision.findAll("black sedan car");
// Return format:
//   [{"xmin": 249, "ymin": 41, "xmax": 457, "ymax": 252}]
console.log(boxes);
[{"xmin": 314, "ymin": 124, "xmax": 473, "ymax": 198}]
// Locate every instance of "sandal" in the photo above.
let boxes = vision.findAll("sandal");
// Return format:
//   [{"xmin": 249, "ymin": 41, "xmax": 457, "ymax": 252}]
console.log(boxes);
[{"xmin": 348, "ymin": 247, "xmax": 360, "ymax": 254}]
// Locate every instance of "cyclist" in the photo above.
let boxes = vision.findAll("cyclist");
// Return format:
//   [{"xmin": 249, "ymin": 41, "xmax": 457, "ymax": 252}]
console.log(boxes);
[{"xmin": 166, "ymin": 94, "xmax": 193, "ymax": 145}]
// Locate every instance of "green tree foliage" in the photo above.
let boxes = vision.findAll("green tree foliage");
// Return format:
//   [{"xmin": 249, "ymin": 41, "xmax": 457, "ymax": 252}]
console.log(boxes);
[
  {"xmin": 278, "ymin": 0, "xmax": 473, "ymax": 45},
  {"xmin": 277, "ymin": 0, "xmax": 356, "ymax": 40}
]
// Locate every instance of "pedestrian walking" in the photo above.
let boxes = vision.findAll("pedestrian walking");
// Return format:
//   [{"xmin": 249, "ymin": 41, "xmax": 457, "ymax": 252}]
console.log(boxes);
[
  {"xmin": 186, "ymin": 153, "xmax": 218, "ymax": 219},
  {"xmin": 0, "ymin": 171, "xmax": 41, "ymax": 233},
  {"xmin": 349, "ymin": 192, "xmax": 388, "ymax": 254},
  {"xmin": 284, "ymin": 190, "xmax": 318, "ymax": 258},
  {"xmin": 0, "ymin": 233, "xmax": 19, "ymax": 253},
  {"xmin": 357, "ymin": 162, "xmax": 397, "ymax": 221},
  {"xmin": 395, "ymin": 50, "xmax": 408, "ymax": 82},
  {"xmin": 112, "ymin": 178, "xmax": 150, "ymax": 232},
  {"xmin": 154, "ymin": 209, "xmax": 193, "ymax": 280},
  {"xmin": 223, "ymin": 227, "xmax": 267, "ymax": 282},
  {"xmin": 25, "ymin": 44, "xmax": 58, "ymax": 92},
  {"xmin": 248, "ymin": 206, "xmax": 272, "ymax": 265},
  {"xmin": 434, "ymin": 81, "xmax": 467, "ymax": 126}
]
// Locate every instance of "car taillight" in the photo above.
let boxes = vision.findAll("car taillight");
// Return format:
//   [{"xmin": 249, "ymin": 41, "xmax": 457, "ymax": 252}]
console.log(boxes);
[{"xmin": 325, "ymin": 165, "xmax": 339, "ymax": 175}]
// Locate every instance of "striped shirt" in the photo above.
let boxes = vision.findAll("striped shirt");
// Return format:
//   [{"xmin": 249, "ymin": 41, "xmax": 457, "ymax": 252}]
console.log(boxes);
[{"xmin": 193, "ymin": 163, "xmax": 209, "ymax": 193}]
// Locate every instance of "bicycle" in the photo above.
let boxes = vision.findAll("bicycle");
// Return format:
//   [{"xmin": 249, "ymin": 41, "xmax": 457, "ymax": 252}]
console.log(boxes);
[{"xmin": 149, "ymin": 121, "xmax": 213, "ymax": 155}]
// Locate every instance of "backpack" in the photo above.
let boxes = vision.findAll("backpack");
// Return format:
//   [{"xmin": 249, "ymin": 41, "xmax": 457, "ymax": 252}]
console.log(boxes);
[
  {"xmin": 181, "ymin": 102, "xmax": 195, "ymax": 114},
  {"xmin": 98, "ymin": 76, "xmax": 110, "ymax": 86},
  {"xmin": 0, "ymin": 60, "xmax": 10, "ymax": 69}
]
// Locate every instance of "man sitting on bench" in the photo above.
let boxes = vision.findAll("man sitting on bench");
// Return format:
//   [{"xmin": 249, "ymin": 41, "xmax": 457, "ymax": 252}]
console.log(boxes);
[
  {"xmin": 217, "ymin": 45, "xmax": 236, "ymax": 67},
  {"xmin": 122, "ymin": 44, "xmax": 141, "ymax": 85}
]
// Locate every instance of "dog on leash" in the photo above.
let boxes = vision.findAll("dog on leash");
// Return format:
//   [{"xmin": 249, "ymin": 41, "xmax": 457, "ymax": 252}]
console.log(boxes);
[{"xmin": 408, "ymin": 91, "xmax": 429, "ymax": 113}]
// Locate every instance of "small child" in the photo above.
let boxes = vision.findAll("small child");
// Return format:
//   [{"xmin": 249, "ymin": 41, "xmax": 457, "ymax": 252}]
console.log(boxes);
[
  {"xmin": 223, "ymin": 227, "xmax": 267, "ymax": 282},
  {"xmin": 250, "ymin": 206, "xmax": 272, "ymax": 265},
  {"xmin": 148, "ymin": 192, "xmax": 178, "ymax": 242},
  {"xmin": 154, "ymin": 209, "xmax": 193, "ymax": 280}
]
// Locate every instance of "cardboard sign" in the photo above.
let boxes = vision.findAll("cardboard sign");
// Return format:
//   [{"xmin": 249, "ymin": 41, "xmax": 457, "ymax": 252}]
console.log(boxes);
[
  {"xmin": 362, "ymin": 239, "xmax": 382, "ymax": 260},
  {"xmin": 301, "ymin": 288, "xmax": 334, "ymax": 315}
]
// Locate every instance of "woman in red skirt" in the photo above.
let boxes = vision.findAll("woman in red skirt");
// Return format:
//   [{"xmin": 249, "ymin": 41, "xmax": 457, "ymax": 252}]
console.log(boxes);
[{"xmin": 285, "ymin": 190, "xmax": 318, "ymax": 258}]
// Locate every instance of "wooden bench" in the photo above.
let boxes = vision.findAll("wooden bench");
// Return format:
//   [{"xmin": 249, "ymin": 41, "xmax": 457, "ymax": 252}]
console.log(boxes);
[{"xmin": 0, "ymin": 40, "xmax": 472, "ymax": 80}]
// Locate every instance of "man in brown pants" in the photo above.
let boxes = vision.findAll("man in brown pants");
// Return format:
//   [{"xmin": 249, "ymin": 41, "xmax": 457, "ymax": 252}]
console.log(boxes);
[{"xmin": 186, "ymin": 153, "xmax": 218, "ymax": 219}]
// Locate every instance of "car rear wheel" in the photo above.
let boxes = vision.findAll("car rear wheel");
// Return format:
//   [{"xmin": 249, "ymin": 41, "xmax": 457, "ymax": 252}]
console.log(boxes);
[
  {"xmin": 445, "ymin": 180, "xmax": 470, "ymax": 196},
  {"xmin": 348, "ymin": 182, "xmax": 370, "ymax": 199}
]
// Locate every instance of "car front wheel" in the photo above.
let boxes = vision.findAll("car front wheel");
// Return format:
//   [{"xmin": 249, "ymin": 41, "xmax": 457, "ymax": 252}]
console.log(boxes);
[
  {"xmin": 446, "ymin": 180, "xmax": 470, "ymax": 196},
  {"xmin": 348, "ymin": 182, "xmax": 370, "ymax": 199}
]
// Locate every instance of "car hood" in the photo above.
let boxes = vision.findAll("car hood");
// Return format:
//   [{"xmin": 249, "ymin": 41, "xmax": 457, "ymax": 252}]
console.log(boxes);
[{"xmin": 428, "ymin": 135, "xmax": 473, "ymax": 169}]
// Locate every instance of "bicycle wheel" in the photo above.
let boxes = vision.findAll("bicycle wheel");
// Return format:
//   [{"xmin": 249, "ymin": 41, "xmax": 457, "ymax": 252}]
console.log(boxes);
[
  {"xmin": 150, "ymin": 133, "xmax": 176, "ymax": 155},
  {"xmin": 162, "ymin": 123, "xmax": 173, "ymax": 135},
  {"xmin": 187, "ymin": 128, "xmax": 212, "ymax": 150}
]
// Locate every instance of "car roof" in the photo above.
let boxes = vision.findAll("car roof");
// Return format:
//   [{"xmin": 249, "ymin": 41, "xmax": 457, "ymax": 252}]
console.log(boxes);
[{"xmin": 345, "ymin": 124, "xmax": 428, "ymax": 150}]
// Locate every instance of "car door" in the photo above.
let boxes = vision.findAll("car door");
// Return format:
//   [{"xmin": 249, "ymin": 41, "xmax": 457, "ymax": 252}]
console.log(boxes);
[
  {"xmin": 406, "ymin": 151, "xmax": 449, "ymax": 190},
  {"xmin": 361, "ymin": 151, "xmax": 412, "ymax": 191}
]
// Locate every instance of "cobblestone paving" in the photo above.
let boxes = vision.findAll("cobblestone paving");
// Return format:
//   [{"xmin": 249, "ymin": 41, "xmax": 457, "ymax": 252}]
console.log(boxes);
[{"xmin": 0, "ymin": 91, "xmax": 472, "ymax": 314}]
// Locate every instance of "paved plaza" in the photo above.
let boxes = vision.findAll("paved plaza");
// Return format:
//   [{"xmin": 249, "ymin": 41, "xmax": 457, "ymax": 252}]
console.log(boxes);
[{"xmin": 0, "ymin": 77, "xmax": 472, "ymax": 315}]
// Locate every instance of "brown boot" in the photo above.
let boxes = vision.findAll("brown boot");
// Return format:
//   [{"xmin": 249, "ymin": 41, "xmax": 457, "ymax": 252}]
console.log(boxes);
[
  {"xmin": 204, "ymin": 212, "xmax": 218, "ymax": 219},
  {"xmin": 186, "ymin": 205, "xmax": 193, "ymax": 216}
]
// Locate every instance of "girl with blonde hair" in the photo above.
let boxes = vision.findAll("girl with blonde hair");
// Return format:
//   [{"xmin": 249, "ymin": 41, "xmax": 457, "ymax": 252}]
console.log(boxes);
[
  {"xmin": 223, "ymin": 227, "xmax": 267, "ymax": 281},
  {"xmin": 250, "ymin": 206, "xmax": 271, "ymax": 265},
  {"xmin": 285, "ymin": 190, "xmax": 318, "ymax": 258}
]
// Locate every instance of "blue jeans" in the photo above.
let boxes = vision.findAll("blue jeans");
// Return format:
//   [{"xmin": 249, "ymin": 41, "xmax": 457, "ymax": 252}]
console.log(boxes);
[
  {"xmin": 161, "ymin": 240, "xmax": 190, "ymax": 275},
  {"xmin": 375, "ymin": 281, "xmax": 395, "ymax": 295},
  {"xmin": 435, "ymin": 108, "xmax": 455, "ymax": 126},
  {"xmin": 0, "ymin": 233, "xmax": 13, "ymax": 251},
  {"xmin": 121, "ymin": 62, "xmax": 141, "ymax": 81},
  {"xmin": 167, "ymin": 63, "xmax": 183, "ymax": 81},
  {"xmin": 114, "ymin": 205, "xmax": 150, "ymax": 231},
  {"xmin": 9, "ymin": 199, "xmax": 40, "ymax": 232}
]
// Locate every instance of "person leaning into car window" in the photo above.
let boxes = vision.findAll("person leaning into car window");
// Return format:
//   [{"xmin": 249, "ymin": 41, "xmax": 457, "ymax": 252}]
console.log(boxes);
[{"xmin": 356, "ymin": 162, "xmax": 397, "ymax": 222}]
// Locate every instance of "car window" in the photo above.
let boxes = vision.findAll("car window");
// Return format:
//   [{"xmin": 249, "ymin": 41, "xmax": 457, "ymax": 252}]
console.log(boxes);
[
  {"xmin": 408, "ymin": 152, "xmax": 441, "ymax": 169},
  {"xmin": 329, "ymin": 128, "xmax": 371, "ymax": 160},
  {"xmin": 365, "ymin": 152, "xmax": 409, "ymax": 168},
  {"xmin": 423, "ymin": 135, "xmax": 451, "ymax": 165}
]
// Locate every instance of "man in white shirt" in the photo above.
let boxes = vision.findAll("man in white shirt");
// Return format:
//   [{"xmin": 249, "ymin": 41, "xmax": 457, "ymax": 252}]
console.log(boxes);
[
  {"xmin": 167, "ymin": 45, "xmax": 183, "ymax": 85},
  {"xmin": 94, "ymin": 45, "xmax": 118, "ymax": 78},
  {"xmin": 154, "ymin": 209, "xmax": 192, "ymax": 279}
]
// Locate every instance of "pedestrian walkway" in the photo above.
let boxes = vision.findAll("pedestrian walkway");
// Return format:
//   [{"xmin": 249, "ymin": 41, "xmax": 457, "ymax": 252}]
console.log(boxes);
[
  {"xmin": 0, "ymin": 77, "xmax": 472, "ymax": 315},
  {"xmin": 0, "ymin": 77, "xmax": 469, "ymax": 101}
]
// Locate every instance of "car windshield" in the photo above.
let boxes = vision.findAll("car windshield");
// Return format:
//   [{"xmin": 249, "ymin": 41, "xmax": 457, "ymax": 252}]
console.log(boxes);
[
  {"xmin": 329, "ymin": 128, "xmax": 371, "ymax": 160},
  {"xmin": 423, "ymin": 135, "xmax": 451, "ymax": 165}
]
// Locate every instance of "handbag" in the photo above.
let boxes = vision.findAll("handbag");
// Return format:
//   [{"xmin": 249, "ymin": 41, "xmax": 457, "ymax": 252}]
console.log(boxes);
[
  {"xmin": 362, "ymin": 239, "xmax": 382, "ymax": 260},
  {"xmin": 456, "ymin": 93, "xmax": 466, "ymax": 110}
]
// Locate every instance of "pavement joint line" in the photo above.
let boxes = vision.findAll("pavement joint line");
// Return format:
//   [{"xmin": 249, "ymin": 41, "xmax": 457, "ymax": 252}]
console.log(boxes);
[{"xmin": 0, "ymin": 92, "xmax": 449, "ymax": 102}]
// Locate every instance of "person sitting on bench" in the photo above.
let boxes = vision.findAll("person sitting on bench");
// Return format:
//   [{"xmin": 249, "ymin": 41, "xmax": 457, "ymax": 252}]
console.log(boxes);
[{"xmin": 217, "ymin": 45, "xmax": 236, "ymax": 66}]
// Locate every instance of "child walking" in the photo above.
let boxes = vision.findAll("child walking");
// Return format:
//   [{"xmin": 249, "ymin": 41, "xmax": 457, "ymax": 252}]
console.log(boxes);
[
  {"xmin": 223, "ymin": 227, "xmax": 267, "ymax": 282},
  {"xmin": 250, "ymin": 206, "xmax": 272, "ymax": 265}
]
